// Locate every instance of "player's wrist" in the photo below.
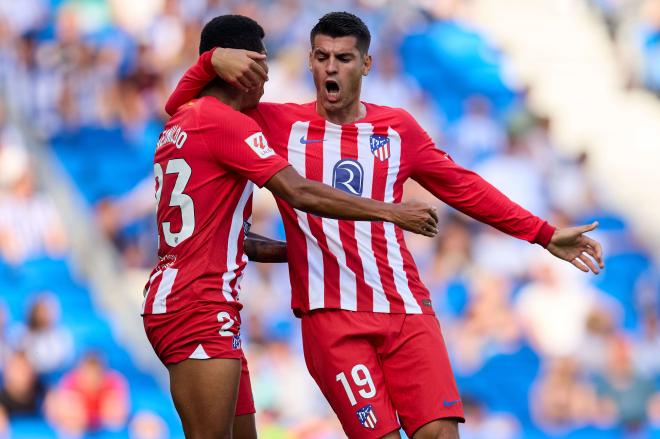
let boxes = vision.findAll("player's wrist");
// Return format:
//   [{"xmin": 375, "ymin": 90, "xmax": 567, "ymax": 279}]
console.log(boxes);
[
  {"xmin": 380, "ymin": 203, "xmax": 396, "ymax": 224},
  {"xmin": 210, "ymin": 47, "xmax": 225, "ymax": 75},
  {"xmin": 534, "ymin": 221, "xmax": 556, "ymax": 248}
]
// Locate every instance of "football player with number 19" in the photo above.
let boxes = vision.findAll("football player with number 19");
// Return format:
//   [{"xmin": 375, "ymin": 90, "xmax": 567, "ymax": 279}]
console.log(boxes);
[
  {"xmin": 142, "ymin": 15, "xmax": 440, "ymax": 439},
  {"xmin": 166, "ymin": 12, "xmax": 605, "ymax": 439}
]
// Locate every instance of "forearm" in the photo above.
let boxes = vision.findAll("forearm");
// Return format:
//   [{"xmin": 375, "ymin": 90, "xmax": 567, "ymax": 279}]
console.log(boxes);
[
  {"xmin": 244, "ymin": 232, "xmax": 287, "ymax": 263},
  {"xmin": 266, "ymin": 167, "xmax": 393, "ymax": 222},
  {"xmin": 292, "ymin": 180, "xmax": 393, "ymax": 222},
  {"xmin": 165, "ymin": 50, "xmax": 216, "ymax": 115}
]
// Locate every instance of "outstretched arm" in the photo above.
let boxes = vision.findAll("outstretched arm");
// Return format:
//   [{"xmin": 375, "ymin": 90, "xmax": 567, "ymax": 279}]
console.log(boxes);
[
  {"xmin": 416, "ymin": 157, "xmax": 604, "ymax": 273},
  {"xmin": 405, "ymin": 110, "xmax": 603, "ymax": 273},
  {"xmin": 166, "ymin": 48, "xmax": 267, "ymax": 115},
  {"xmin": 244, "ymin": 232, "xmax": 287, "ymax": 263},
  {"xmin": 413, "ymin": 149, "xmax": 556, "ymax": 246},
  {"xmin": 265, "ymin": 166, "xmax": 439, "ymax": 237}
]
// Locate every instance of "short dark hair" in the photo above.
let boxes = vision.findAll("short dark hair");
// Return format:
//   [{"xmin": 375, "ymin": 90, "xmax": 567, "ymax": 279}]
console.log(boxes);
[
  {"xmin": 310, "ymin": 12, "xmax": 371, "ymax": 54},
  {"xmin": 199, "ymin": 15, "xmax": 265, "ymax": 55}
]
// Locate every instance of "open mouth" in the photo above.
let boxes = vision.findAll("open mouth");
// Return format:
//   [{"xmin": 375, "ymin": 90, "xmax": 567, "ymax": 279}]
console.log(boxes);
[{"xmin": 325, "ymin": 79, "xmax": 340, "ymax": 102}]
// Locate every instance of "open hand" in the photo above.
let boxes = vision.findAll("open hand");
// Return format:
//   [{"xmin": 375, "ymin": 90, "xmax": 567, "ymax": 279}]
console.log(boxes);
[
  {"xmin": 546, "ymin": 222, "xmax": 604, "ymax": 274},
  {"xmin": 211, "ymin": 48, "xmax": 268, "ymax": 92},
  {"xmin": 391, "ymin": 201, "xmax": 439, "ymax": 237}
]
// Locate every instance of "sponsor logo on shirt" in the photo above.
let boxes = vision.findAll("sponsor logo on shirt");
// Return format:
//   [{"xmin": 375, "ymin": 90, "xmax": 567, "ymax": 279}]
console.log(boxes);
[
  {"xmin": 245, "ymin": 132, "xmax": 275, "ymax": 158},
  {"xmin": 443, "ymin": 399, "xmax": 461, "ymax": 408},
  {"xmin": 369, "ymin": 134, "xmax": 391, "ymax": 161},
  {"xmin": 332, "ymin": 159, "xmax": 364, "ymax": 196},
  {"xmin": 356, "ymin": 404, "xmax": 377, "ymax": 429}
]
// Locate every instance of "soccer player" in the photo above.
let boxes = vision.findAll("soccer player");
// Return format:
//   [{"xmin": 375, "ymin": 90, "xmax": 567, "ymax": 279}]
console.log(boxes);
[
  {"xmin": 143, "ymin": 15, "xmax": 441, "ymax": 439},
  {"xmin": 165, "ymin": 12, "xmax": 604, "ymax": 439}
]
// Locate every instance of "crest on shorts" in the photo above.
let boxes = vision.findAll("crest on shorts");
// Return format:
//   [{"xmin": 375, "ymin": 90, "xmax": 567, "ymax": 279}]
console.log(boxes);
[
  {"xmin": 369, "ymin": 134, "xmax": 390, "ymax": 161},
  {"xmin": 232, "ymin": 335, "xmax": 241, "ymax": 350},
  {"xmin": 356, "ymin": 404, "xmax": 377, "ymax": 429}
]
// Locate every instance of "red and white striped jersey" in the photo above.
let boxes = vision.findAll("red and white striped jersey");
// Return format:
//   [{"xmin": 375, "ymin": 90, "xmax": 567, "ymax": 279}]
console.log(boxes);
[
  {"xmin": 165, "ymin": 52, "xmax": 555, "ymax": 316},
  {"xmin": 142, "ymin": 97, "xmax": 289, "ymax": 315},
  {"xmin": 248, "ymin": 102, "xmax": 554, "ymax": 315}
]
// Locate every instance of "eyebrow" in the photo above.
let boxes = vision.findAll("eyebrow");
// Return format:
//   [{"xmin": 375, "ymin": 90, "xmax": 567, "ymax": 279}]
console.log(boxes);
[{"xmin": 313, "ymin": 48, "xmax": 356, "ymax": 57}]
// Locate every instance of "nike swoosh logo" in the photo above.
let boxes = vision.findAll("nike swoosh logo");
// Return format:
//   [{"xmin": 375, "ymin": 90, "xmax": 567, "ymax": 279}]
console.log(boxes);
[
  {"xmin": 443, "ymin": 400, "xmax": 461, "ymax": 408},
  {"xmin": 300, "ymin": 136, "xmax": 325, "ymax": 144}
]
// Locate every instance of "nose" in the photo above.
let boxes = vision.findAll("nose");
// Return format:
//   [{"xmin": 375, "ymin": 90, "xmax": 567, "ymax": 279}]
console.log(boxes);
[{"xmin": 326, "ymin": 57, "xmax": 338, "ymax": 74}]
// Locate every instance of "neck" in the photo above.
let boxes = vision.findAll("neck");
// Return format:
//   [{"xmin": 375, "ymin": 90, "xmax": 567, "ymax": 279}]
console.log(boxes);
[
  {"xmin": 316, "ymin": 99, "xmax": 366, "ymax": 125},
  {"xmin": 200, "ymin": 85, "xmax": 244, "ymax": 111}
]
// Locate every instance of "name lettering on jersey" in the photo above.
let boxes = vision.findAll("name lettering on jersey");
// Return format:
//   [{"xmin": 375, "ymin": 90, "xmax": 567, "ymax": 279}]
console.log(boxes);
[
  {"xmin": 157, "ymin": 125, "xmax": 188, "ymax": 149},
  {"xmin": 332, "ymin": 159, "xmax": 364, "ymax": 196},
  {"xmin": 369, "ymin": 134, "xmax": 391, "ymax": 161},
  {"xmin": 245, "ymin": 132, "xmax": 275, "ymax": 158}
]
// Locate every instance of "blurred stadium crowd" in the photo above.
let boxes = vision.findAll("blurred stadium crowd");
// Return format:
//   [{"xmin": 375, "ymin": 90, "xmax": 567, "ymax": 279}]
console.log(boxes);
[{"xmin": 0, "ymin": 0, "xmax": 659, "ymax": 438}]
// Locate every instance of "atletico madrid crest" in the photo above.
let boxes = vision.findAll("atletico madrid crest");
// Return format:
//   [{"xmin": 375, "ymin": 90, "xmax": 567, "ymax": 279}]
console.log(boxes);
[
  {"xmin": 356, "ymin": 404, "xmax": 378, "ymax": 429},
  {"xmin": 369, "ymin": 134, "xmax": 391, "ymax": 161}
]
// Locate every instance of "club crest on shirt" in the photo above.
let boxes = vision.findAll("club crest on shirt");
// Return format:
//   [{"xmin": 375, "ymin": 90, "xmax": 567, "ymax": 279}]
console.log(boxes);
[
  {"xmin": 245, "ymin": 132, "xmax": 275, "ymax": 158},
  {"xmin": 356, "ymin": 404, "xmax": 377, "ymax": 429},
  {"xmin": 369, "ymin": 134, "xmax": 390, "ymax": 161}
]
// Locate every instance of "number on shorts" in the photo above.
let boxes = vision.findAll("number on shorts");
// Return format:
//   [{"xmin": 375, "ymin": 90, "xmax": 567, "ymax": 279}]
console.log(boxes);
[
  {"xmin": 217, "ymin": 311, "xmax": 235, "ymax": 336},
  {"xmin": 336, "ymin": 364, "xmax": 376, "ymax": 406},
  {"xmin": 154, "ymin": 158, "xmax": 195, "ymax": 247}
]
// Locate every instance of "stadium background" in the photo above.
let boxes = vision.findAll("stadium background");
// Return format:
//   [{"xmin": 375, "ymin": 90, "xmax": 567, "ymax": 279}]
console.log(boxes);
[{"xmin": 1, "ymin": 0, "xmax": 660, "ymax": 438}]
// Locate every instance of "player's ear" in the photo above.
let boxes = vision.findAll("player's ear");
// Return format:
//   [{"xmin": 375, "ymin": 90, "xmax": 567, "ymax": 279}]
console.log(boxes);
[
  {"xmin": 362, "ymin": 54, "xmax": 372, "ymax": 76},
  {"xmin": 308, "ymin": 50, "xmax": 313, "ymax": 71}
]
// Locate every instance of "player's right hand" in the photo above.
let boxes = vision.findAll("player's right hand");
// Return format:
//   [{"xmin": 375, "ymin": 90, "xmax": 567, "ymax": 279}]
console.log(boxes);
[
  {"xmin": 211, "ymin": 48, "xmax": 268, "ymax": 93},
  {"xmin": 391, "ymin": 201, "xmax": 439, "ymax": 237}
]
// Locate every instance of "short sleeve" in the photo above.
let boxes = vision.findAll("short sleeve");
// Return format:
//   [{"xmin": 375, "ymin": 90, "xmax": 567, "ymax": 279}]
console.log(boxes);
[{"xmin": 198, "ymin": 105, "xmax": 290, "ymax": 187}]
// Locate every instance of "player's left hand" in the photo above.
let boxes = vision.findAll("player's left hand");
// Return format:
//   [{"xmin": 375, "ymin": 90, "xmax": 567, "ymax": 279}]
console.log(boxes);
[{"xmin": 546, "ymin": 222, "xmax": 604, "ymax": 274}]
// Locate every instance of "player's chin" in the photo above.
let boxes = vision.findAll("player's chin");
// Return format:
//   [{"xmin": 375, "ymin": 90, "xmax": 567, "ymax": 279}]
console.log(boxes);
[{"xmin": 320, "ymin": 96, "xmax": 342, "ymax": 111}]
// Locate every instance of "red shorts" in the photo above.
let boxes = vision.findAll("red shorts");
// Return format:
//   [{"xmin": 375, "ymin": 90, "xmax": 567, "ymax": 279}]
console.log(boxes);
[
  {"xmin": 301, "ymin": 310, "xmax": 464, "ymax": 438},
  {"xmin": 143, "ymin": 303, "xmax": 255, "ymax": 416}
]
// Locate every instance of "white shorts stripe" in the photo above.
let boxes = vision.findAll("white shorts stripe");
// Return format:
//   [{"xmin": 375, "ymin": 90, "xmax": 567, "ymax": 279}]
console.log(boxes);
[
  {"xmin": 221, "ymin": 182, "xmax": 254, "ymax": 301},
  {"xmin": 356, "ymin": 123, "xmax": 389, "ymax": 313},
  {"xmin": 383, "ymin": 127, "xmax": 422, "ymax": 314},
  {"xmin": 287, "ymin": 121, "xmax": 325, "ymax": 309},
  {"xmin": 152, "ymin": 267, "xmax": 178, "ymax": 314}
]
